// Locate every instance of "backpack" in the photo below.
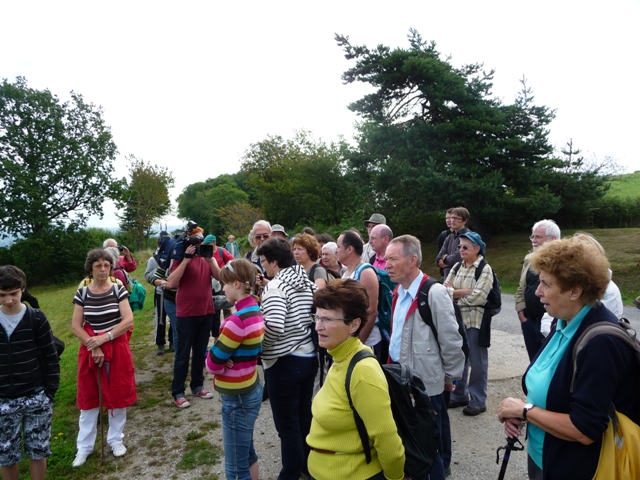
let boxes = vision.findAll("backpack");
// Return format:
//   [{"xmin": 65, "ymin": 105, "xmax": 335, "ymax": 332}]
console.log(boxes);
[
  {"xmin": 451, "ymin": 258, "xmax": 502, "ymax": 315},
  {"xmin": 155, "ymin": 234, "xmax": 183, "ymax": 269},
  {"xmin": 26, "ymin": 306, "xmax": 65, "ymax": 359},
  {"xmin": 114, "ymin": 268, "xmax": 146, "ymax": 312},
  {"xmin": 417, "ymin": 277, "xmax": 469, "ymax": 361},
  {"xmin": 346, "ymin": 350, "xmax": 437, "ymax": 478},
  {"xmin": 354, "ymin": 263, "xmax": 397, "ymax": 341},
  {"xmin": 570, "ymin": 318, "xmax": 640, "ymax": 479},
  {"xmin": 308, "ymin": 264, "xmax": 335, "ymax": 284}
]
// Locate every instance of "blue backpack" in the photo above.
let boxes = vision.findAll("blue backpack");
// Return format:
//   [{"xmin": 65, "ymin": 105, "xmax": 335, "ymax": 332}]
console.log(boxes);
[
  {"xmin": 155, "ymin": 235, "xmax": 184, "ymax": 269},
  {"xmin": 354, "ymin": 263, "xmax": 397, "ymax": 341}
]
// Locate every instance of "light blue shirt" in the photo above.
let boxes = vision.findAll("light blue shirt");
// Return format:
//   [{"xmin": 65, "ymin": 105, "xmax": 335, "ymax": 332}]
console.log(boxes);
[
  {"xmin": 525, "ymin": 304, "xmax": 591, "ymax": 469},
  {"xmin": 389, "ymin": 272, "xmax": 424, "ymax": 362}
]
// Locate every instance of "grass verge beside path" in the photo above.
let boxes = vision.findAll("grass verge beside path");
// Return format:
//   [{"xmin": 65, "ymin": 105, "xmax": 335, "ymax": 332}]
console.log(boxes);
[
  {"xmin": 22, "ymin": 258, "xmax": 158, "ymax": 480},
  {"xmin": 421, "ymin": 228, "xmax": 640, "ymax": 304}
]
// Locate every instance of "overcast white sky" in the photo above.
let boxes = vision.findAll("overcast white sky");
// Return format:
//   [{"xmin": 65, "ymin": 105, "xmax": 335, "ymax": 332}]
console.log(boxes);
[{"xmin": 2, "ymin": 0, "xmax": 639, "ymax": 229}]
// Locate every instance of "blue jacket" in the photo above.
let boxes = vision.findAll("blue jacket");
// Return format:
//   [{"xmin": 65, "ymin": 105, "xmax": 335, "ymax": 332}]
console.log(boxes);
[{"xmin": 523, "ymin": 304, "xmax": 640, "ymax": 479}]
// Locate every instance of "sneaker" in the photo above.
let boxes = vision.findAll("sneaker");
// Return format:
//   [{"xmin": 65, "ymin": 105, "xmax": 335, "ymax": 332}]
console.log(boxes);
[
  {"xmin": 444, "ymin": 466, "xmax": 452, "ymax": 478},
  {"xmin": 156, "ymin": 345, "xmax": 165, "ymax": 356},
  {"xmin": 112, "ymin": 444, "xmax": 127, "ymax": 457},
  {"xmin": 174, "ymin": 396, "xmax": 191, "ymax": 408},
  {"xmin": 72, "ymin": 452, "xmax": 89, "ymax": 467},
  {"xmin": 193, "ymin": 389, "xmax": 214, "ymax": 399}
]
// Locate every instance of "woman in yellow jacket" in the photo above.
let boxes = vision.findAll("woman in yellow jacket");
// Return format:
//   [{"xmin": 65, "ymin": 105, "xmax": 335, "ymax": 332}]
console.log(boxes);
[{"xmin": 307, "ymin": 279, "xmax": 405, "ymax": 480}]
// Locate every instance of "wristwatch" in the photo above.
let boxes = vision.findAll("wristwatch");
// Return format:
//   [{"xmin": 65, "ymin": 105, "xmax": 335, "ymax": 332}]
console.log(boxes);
[
  {"xmin": 108, "ymin": 332, "xmax": 114, "ymax": 342},
  {"xmin": 523, "ymin": 403, "xmax": 535, "ymax": 421}
]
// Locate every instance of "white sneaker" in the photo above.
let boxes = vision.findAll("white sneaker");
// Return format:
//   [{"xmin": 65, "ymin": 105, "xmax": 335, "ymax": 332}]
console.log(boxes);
[
  {"xmin": 72, "ymin": 452, "xmax": 89, "ymax": 467},
  {"xmin": 112, "ymin": 444, "xmax": 127, "ymax": 457}
]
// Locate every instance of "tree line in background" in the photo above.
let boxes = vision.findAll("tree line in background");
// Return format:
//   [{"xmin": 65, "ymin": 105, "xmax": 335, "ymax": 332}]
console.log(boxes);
[{"xmin": 2, "ymin": 30, "xmax": 639, "ymax": 286}]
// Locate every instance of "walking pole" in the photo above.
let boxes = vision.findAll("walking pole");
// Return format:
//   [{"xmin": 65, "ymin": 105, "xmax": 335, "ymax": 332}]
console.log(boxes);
[
  {"xmin": 97, "ymin": 364, "xmax": 105, "ymax": 465},
  {"xmin": 496, "ymin": 436, "xmax": 524, "ymax": 480}
]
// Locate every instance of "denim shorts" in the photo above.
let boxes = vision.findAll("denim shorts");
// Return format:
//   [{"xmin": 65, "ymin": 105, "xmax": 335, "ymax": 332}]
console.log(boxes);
[
  {"xmin": 219, "ymin": 383, "xmax": 263, "ymax": 480},
  {"xmin": 0, "ymin": 391, "xmax": 53, "ymax": 466}
]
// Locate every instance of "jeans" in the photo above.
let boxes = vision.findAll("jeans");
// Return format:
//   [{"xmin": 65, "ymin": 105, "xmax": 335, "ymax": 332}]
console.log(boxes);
[
  {"xmin": 450, "ymin": 328, "xmax": 488, "ymax": 409},
  {"xmin": 266, "ymin": 354, "xmax": 318, "ymax": 480},
  {"xmin": 171, "ymin": 315, "xmax": 213, "ymax": 398},
  {"xmin": 520, "ymin": 318, "xmax": 544, "ymax": 361},
  {"xmin": 220, "ymin": 383, "xmax": 262, "ymax": 480},
  {"xmin": 164, "ymin": 299, "xmax": 178, "ymax": 348},
  {"xmin": 154, "ymin": 291, "xmax": 172, "ymax": 347},
  {"xmin": 424, "ymin": 393, "xmax": 445, "ymax": 480}
]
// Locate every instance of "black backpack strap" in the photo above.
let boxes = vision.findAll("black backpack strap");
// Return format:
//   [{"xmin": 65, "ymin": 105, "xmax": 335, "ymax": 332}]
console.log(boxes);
[
  {"xmin": 474, "ymin": 258, "xmax": 488, "ymax": 282},
  {"xmin": 418, "ymin": 277, "xmax": 439, "ymax": 345},
  {"xmin": 570, "ymin": 320, "xmax": 640, "ymax": 392},
  {"xmin": 308, "ymin": 264, "xmax": 318, "ymax": 282},
  {"xmin": 346, "ymin": 349, "xmax": 376, "ymax": 464}
]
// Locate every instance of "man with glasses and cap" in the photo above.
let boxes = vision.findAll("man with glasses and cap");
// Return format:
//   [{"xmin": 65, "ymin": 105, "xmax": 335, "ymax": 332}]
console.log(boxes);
[
  {"xmin": 361, "ymin": 213, "xmax": 386, "ymax": 264},
  {"xmin": 515, "ymin": 219, "xmax": 560, "ymax": 360},
  {"xmin": 436, "ymin": 207, "xmax": 471, "ymax": 281}
]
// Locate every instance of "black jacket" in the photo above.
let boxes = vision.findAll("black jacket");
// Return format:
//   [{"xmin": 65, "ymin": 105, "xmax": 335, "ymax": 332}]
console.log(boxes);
[{"xmin": 0, "ymin": 308, "xmax": 60, "ymax": 400}]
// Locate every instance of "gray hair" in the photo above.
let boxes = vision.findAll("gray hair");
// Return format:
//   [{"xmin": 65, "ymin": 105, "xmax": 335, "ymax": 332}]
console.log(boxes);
[
  {"xmin": 104, "ymin": 247, "xmax": 120, "ymax": 268},
  {"xmin": 389, "ymin": 234, "xmax": 422, "ymax": 265},
  {"xmin": 322, "ymin": 241, "xmax": 338, "ymax": 256},
  {"xmin": 248, "ymin": 220, "xmax": 272, "ymax": 244},
  {"xmin": 532, "ymin": 219, "xmax": 561, "ymax": 240},
  {"xmin": 103, "ymin": 238, "xmax": 117, "ymax": 248}
]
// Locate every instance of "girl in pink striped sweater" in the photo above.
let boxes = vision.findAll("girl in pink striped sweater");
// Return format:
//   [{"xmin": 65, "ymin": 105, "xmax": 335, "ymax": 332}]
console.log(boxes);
[{"xmin": 206, "ymin": 259, "xmax": 264, "ymax": 480}]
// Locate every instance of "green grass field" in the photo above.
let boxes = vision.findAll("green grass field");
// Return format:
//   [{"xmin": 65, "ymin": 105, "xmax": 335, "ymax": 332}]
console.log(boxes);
[
  {"xmin": 606, "ymin": 170, "xmax": 640, "ymax": 200},
  {"xmin": 18, "ymin": 231, "xmax": 640, "ymax": 477}
]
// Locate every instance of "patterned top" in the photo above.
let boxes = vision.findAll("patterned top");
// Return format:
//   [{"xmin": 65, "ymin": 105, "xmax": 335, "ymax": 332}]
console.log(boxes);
[
  {"xmin": 261, "ymin": 265, "xmax": 316, "ymax": 368},
  {"xmin": 206, "ymin": 296, "xmax": 264, "ymax": 395},
  {"xmin": 73, "ymin": 284, "xmax": 129, "ymax": 333},
  {"xmin": 444, "ymin": 256, "xmax": 492, "ymax": 329}
]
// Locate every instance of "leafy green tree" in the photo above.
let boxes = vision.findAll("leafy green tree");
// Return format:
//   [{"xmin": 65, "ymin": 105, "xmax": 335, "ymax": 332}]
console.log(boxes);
[
  {"xmin": 176, "ymin": 176, "xmax": 249, "ymax": 235},
  {"xmin": 216, "ymin": 201, "xmax": 264, "ymax": 241},
  {"xmin": 337, "ymin": 30, "xmax": 561, "ymax": 235},
  {"xmin": 116, "ymin": 155, "xmax": 175, "ymax": 250},
  {"xmin": 240, "ymin": 130, "xmax": 365, "ymax": 228},
  {"xmin": 0, "ymin": 77, "xmax": 121, "ymax": 237}
]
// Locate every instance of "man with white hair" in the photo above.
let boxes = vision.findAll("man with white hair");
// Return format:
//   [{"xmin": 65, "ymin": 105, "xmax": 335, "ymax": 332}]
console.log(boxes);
[
  {"xmin": 514, "ymin": 219, "xmax": 561, "ymax": 360},
  {"xmin": 244, "ymin": 220, "xmax": 272, "ymax": 275},
  {"xmin": 103, "ymin": 238, "xmax": 137, "ymax": 272}
]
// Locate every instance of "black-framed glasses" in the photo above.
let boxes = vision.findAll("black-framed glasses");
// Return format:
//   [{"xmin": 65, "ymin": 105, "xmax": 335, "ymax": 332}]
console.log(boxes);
[
  {"xmin": 310, "ymin": 314, "xmax": 352, "ymax": 324},
  {"xmin": 446, "ymin": 216, "xmax": 462, "ymax": 221},
  {"xmin": 255, "ymin": 234, "xmax": 270, "ymax": 240}
]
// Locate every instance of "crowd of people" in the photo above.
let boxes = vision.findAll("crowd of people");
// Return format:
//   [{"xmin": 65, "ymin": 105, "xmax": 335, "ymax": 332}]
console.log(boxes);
[{"xmin": 0, "ymin": 211, "xmax": 636, "ymax": 480}]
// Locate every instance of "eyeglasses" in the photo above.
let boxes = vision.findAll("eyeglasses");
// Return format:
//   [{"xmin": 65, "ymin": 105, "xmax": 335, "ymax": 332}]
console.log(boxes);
[
  {"xmin": 255, "ymin": 234, "xmax": 270, "ymax": 240},
  {"xmin": 310, "ymin": 314, "xmax": 351, "ymax": 324},
  {"xmin": 446, "ymin": 216, "xmax": 462, "ymax": 221},
  {"xmin": 529, "ymin": 235, "xmax": 550, "ymax": 241},
  {"xmin": 459, "ymin": 245, "xmax": 471, "ymax": 250}
]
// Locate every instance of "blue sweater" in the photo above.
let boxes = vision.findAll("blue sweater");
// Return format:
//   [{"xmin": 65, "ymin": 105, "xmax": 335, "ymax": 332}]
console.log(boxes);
[{"xmin": 522, "ymin": 304, "xmax": 640, "ymax": 480}]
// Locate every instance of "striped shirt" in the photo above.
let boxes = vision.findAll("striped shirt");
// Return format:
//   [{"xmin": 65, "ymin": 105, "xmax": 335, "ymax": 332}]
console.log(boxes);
[
  {"xmin": 73, "ymin": 284, "xmax": 129, "ymax": 333},
  {"xmin": 206, "ymin": 296, "xmax": 264, "ymax": 395},
  {"xmin": 261, "ymin": 265, "xmax": 316, "ymax": 368},
  {"xmin": 444, "ymin": 256, "xmax": 493, "ymax": 329}
]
